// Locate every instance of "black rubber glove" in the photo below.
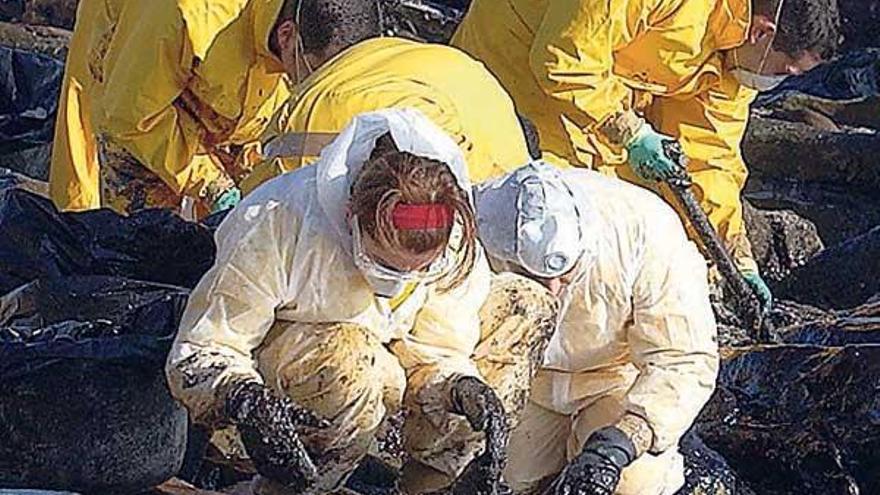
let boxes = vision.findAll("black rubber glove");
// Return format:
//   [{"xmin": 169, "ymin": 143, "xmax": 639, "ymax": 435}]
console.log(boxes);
[
  {"xmin": 225, "ymin": 381, "xmax": 329, "ymax": 490},
  {"xmin": 446, "ymin": 376, "xmax": 511, "ymax": 495},
  {"xmin": 554, "ymin": 426, "xmax": 636, "ymax": 495}
]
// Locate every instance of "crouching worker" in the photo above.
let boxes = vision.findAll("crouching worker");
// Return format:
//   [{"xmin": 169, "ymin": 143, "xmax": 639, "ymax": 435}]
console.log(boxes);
[
  {"xmin": 474, "ymin": 162, "xmax": 720, "ymax": 495},
  {"xmin": 166, "ymin": 109, "xmax": 557, "ymax": 494}
]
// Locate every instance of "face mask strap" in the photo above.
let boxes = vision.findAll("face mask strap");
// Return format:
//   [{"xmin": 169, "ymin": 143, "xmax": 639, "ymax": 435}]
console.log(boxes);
[
  {"xmin": 756, "ymin": 0, "xmax": 787, "ymax": 73},
  {"xmin": 293, "ymin": 0, "xmax": 313, "ymax": 83},
  {"xmin": 758, "ymin": 0, "xmax": 785, "ymax": 74},
  {"xmin": 731, "ymin": 0, "xmax": 786, "ymax": 73}
]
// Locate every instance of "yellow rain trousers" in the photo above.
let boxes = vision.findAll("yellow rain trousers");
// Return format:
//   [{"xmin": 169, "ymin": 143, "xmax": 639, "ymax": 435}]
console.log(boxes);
[
  {"xmin": 50, "ymin": 0, "xmax": 290, "ymax": 213},
  {"xmin": 502, "ymin": 170, "xmax": 719, "ymax": 494},
  {"xmin": 166, "ymin": 110, "xmax": 557, "ymax": 493},
  {"xmin": 452, "ymin": 0, "xmax": 758, "ymax": 271},
  {"xmin": 240, "ymin": 37, "xmax": 530, "ymax": 194}
]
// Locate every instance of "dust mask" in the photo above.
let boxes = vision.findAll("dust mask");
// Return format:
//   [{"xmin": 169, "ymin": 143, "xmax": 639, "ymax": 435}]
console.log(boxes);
[
  {"xmin": 730, "ymin": 69, "xmax": 788, "ymax": 91},
  {"xmin": 350, "ymin": 217, "xmax": 451, "ymax": 299}
]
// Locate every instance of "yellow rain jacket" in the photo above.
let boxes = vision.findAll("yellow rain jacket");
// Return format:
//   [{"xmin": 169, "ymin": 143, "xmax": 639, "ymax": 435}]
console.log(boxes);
[
  {"xmin": 242, "ymin": 37, "xmax": 529, "ymax": 193},
  {"xmin": 50, "ymin": 0, "xmax": 291, "ymax": 211},
  {"xmin": 453, "ymin": 0, "xmax": 757, "ymax": 269}
]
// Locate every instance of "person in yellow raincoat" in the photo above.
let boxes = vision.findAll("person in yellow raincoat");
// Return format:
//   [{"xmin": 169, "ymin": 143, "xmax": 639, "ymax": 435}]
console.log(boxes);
[
  {"xmin": 49, "ymin": 0, "xmax": 378, "ymax": 216},
  {"xmin": 452, "ymin": 0, "xmax": 840, "ymax": 309},
  {"xmin": 238, "ymin": 21, "xmax": 531, "ymax": 193}
]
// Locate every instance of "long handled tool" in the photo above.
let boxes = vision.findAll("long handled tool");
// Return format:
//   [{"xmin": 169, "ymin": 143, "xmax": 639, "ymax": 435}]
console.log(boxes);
[{"xmin": 661, "ymin": 142, "xmax": 770, "ymax": 341}]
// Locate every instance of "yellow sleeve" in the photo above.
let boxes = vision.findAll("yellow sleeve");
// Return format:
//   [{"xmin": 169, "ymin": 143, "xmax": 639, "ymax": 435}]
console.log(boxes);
[
  {"xmin": 391, "ymin": 251, "xmax": 492, "ymax": 417},
  {"xmin": 94, "ymin": 2, "xmax": 227, "ymax": 197},
  {"xmin": 165, "ymin": 196, "xmax": 298, "ymax": 425},
  {"xmin": 528, "ymin": 0, "xmax": 634, "ymax": 128},
  {"xmin": 650, "ymin": 72, "xmax": 757, "ymax": 248},
  {"xmin": 626, "ymin": 203, "xmax": 720, "ymax": 452}
]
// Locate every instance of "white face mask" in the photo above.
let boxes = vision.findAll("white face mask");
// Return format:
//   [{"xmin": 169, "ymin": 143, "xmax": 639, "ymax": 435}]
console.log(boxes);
[
  {"xmin": 350, "ymin": 218, "xmax": 449, "ymax": 298},
  {"xmin": 730, "ymin": 68, "xmax": 788, "ymax": 92},
  {"xmin": 355, "ymin": 264, "xmax": 409, "ymax": 298}
]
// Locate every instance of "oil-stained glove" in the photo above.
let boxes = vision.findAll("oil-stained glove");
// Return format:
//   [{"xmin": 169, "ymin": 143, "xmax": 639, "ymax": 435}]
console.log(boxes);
[
  {"xmin": 554, "ymin": 426, "xmax": 636, "ymax": 495},
  {"xmin": 226, "ymin": 381, "xmax": 329, "ymax": 490},
  {"xmin": 742, "ymin": 269, "xmax": 773, "ymax": 313},
  {"xmin": 211, "ymin": 186, "xmax": 241, "ymax": 213},
  {"xmin": 625, "ymin": 123, "xmax": 686, "ymax": 183},
  {"xmin": 448, "ymin": 376, "xmax": 511, "ymax": 495}
]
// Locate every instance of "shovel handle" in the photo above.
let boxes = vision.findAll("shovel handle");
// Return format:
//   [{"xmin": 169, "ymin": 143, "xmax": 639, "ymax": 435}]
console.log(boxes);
[{"xmin": 660, "ymin": 143, "xmax": 768, "ymax": 341}]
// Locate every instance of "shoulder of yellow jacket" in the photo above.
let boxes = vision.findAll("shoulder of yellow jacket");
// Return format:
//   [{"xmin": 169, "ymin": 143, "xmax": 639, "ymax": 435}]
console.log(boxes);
[{"xmin": 176, "ymin": 0, "xmax": 251, "ymax": 60}]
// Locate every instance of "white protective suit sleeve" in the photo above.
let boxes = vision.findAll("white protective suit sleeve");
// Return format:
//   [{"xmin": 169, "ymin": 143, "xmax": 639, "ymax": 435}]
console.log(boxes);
[
  {"xmin": 624, "ymin": 203, "xmax": 720, "ymax": 452},
  {"xmin": 166, "ymin": 199, "xmax": 297, "ymax": 425},
  {"xmin": 391, "ymin": 250, "xmax": 493, "ymax": 423}
]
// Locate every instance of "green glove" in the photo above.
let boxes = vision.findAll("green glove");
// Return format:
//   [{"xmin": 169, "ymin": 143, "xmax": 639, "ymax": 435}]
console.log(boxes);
[
  {"xmin": 211, "ymin": 187, "xmax": 242, "ymax": 213},
  {"xmin": 742, "ymin": 270, "xmax": 773, "ymax": 313},
  {"xmin": 624, "ymin": 123, "xmax": 685, "ymax": 182}
]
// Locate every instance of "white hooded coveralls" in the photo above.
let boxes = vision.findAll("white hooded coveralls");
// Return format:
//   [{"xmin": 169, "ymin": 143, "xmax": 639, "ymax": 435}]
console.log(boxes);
[
  {"xmin": 502, "ymin": 170, "xmax": 719, "ymax": 495},
  {"xmin": 165, "ymin": 109, "xmax": 557, "ymax": 492}
]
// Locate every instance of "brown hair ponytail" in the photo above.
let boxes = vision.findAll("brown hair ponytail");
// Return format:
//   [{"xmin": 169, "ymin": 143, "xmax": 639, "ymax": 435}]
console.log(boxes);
[{"xmin": 350, "ymin": 134, "xmax": 477, "ymax": 291}]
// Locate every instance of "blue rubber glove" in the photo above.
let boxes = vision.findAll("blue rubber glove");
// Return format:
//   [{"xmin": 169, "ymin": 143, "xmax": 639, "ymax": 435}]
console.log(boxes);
[
  {"xmin": 211, "ymin": 187, "xmax": 241, "ymax": 213},
  {"xmin": 742, "ymin": 270, "xmax": 773, "ymax": 313},
  {"xmin": 625, "ymin": 123, "xmax": 685, "ymax": 182}
]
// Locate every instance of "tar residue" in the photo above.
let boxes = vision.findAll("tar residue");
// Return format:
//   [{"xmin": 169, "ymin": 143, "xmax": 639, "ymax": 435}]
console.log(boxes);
[
  {"xmin": 441, "ymin": 376, "xmax": 511, "ymax": 495},
  {"xmin": 226, "ymin": 381, "xmax": 328, "ymax": 491}
]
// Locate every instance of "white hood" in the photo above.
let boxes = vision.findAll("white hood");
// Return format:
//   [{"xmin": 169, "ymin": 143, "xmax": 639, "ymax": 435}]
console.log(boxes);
[{"xmin": 315, "ymin": 108, "xmax": 472, "ymax": 248}]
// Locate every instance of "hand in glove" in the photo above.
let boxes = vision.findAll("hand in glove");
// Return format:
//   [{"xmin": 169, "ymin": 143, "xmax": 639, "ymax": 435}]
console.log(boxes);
[
  {"xmin": 554, "ymin": 426, "xmax": 636, "ymax": 495},
  {"xmin": 447, "ymin": 376, "xmax": 511, "ymax": 495},
  {"xmin": 211, "ymin": 186, "xmax": 242, "ymax": 213},
  {"xmin": 742, "ymin": 269, "xmax": 773, "ymax": 313},
  {"xmin": 625, "ymin": 123, "xmax": 687, "ymax": 183},
  {"xmin": 226, "ymin": 381, "xmax": 329, "ymax": 490}
]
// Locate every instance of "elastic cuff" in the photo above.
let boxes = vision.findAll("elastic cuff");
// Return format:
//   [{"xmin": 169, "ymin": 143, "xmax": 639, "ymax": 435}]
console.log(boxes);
[
  {"xmin": 614, "ymin": 412, "xmax": 656, "ymax": 457},
  {"xmin": 596, "ymin": 110, "xmax": 646, "ymax": 148},
  {"xmin": 728, "ymin": 233, "xmax": 758, "ymax": 273},
  {"xmin": 203, "ymin": 174, "xmax": 236, "ymax": 205}
]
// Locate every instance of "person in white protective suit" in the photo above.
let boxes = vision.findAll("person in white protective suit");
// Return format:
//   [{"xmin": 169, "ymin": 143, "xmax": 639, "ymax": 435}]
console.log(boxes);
[
  {"xmin": 165, "ymin": 108, "xmax": 558, "ymax": 495},
  {"xmin": 473, "ymin": 161, "xmax": 720, "ymax": 495}
]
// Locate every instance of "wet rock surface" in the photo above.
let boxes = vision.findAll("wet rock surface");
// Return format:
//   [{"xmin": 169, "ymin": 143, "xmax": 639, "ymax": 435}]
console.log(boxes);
[
  {"xmin": 0, "ymin": 21, "xmax": 70, "ymax": 60},
  {"xmin": 695, "ymin": 329, "xmax": 880, "ymax": 495},
  {"xmin": 743, "ymin": 202, "xmax": 824, "ymax": 284},
  {"xmin": 839, "ymin": 0, "xmax": 880, "ymax": 52},
  {"xmin": 0, "ymin": 275, "xmax": 190, "ymax": 493},
  {"xmin": 0, "ymin": 361, "xmax": 188, "ymax": 493},
  {"xmin": 0, "ymin": 0, "xmax": 78, "ymax": 29},
  {"xmin": 379, "ymin": 0, "xmax": 463, "ymax": 43},
  {"xmin": 677, "ymin": 433, "xmax": 757, "ymax": 495},
  {"xmin": 777, "ymin": 225, "xmax": 880, "ymax": 310},
  {"xmin": 742, "ymin": 115, "xmax": 880, "ymax": 245}
]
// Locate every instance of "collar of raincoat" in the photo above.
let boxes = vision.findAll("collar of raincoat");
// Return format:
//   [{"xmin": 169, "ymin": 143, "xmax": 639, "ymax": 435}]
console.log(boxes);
[
  {"xmin": 315, "ymin": 108, "xmax": 473, "ymax": 254},
  {"xmin": 178, "ymin": 0, "xmax": 286, "ymax": 72},
  {"xmin": 709, "ymin": 0, "xmax": 752, "ymax": 50}
]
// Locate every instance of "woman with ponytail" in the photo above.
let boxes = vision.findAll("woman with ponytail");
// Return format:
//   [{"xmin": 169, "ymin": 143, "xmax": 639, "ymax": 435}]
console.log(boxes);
[{"xmin": 166, "ymin": 109, "xmax": 557, "ymax": 494}]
